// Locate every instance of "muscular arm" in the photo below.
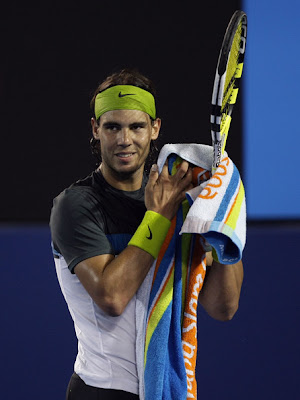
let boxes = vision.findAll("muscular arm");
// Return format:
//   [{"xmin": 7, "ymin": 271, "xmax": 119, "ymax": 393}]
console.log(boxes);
[
  {"xmin": 199, "ymin": 252, "xmax": 244, "ymax": 321},
  {"xmin": 75, "ymin": 246, "xmax": 155, "ymax": 316},
  {"xmin": 75, "ymin": 161, "xmax": 193, "ymax": 316}
]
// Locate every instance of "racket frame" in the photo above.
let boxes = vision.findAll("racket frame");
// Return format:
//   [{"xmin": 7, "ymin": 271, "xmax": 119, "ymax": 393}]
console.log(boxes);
[{"xmin": 211, "ymin": 10, "xmax": 247, "ymax": 174}]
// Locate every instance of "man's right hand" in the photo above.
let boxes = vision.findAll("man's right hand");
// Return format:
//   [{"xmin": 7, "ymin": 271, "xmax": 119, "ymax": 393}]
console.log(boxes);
[{"xmin": 145, "ymin": 160, "xmax": 193, "ymax": 221}]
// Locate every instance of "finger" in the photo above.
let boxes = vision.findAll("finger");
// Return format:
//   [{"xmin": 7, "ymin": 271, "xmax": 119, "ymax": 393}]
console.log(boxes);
[
  {"xmin": 147, "ymin": 164, "xmax": 159, "ymax": 187},
  {"xmin": 160, "ymin": 159, "xmax": 169, "ymax": 177},
  {"xmin": 173, "ymin": 161, "xmax": 190, "ymax": 180},
  {"xmin": 177, "ymin": 167, "xmax": 193, "ymax": 191}
]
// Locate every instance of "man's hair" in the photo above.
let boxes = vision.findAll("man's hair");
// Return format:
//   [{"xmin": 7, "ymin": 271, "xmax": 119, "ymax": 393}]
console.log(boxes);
[{"xmin": 90, "ymin": 68, "xmax": 159, "ymax": 169}]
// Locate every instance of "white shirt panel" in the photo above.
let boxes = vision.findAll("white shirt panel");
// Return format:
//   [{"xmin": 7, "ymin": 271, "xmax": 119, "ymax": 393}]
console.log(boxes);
[{"xmin": 55, "ymin": 256, "xmax": 139, "ymax": 395}]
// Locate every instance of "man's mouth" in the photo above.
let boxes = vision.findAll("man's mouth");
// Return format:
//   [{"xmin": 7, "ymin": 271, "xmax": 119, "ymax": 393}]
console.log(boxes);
[{"xmin": 116, "ymin": 152, "xmax": 135, "ymax": 158}]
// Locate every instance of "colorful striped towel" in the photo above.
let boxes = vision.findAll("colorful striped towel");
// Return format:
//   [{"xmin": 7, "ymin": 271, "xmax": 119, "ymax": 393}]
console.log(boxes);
[{"xmin": 137, "ymin": 144, "xmax": 246, "ymax": 400}]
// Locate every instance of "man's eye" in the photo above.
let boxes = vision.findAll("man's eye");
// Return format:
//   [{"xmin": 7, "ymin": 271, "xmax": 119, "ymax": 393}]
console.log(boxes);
[
  {"xmin": 132, "ymin": 124, "xmax": 143, "ymax": 130},
  {"xmin": 106, "ymin": 125, "xmax": 119, "ymax": 131}
]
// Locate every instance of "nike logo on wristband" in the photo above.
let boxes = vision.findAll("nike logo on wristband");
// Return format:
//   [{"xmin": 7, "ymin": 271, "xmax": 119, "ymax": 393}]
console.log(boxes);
[
  {"xmin": 118, "ymin": 92, "xmax": 136, "ymax": 97},
  {"xmin": 146, "ymin": 225, "xmax": 153, "ymax": 240}
]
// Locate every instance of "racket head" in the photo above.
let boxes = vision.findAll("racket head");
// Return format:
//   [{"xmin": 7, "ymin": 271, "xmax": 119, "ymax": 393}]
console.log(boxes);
[{"xmin": 211, "ymin": 10, "xmax": 247, "ymax": 173}]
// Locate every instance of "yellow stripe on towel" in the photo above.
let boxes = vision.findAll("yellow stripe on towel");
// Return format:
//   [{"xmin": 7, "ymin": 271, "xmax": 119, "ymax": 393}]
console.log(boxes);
[
  {"xmin": 225, "ymin": 180, "xmax": 245, "ymax": 230},
  {"xmin": 144, "ymin": 262, "xmax": 175, "ymax": 366}
]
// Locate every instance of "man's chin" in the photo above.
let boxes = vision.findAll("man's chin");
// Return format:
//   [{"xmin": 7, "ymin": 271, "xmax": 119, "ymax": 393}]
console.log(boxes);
[{"xmin": 111, "ymin": 164, "xmax": 143, "ymax": 181}]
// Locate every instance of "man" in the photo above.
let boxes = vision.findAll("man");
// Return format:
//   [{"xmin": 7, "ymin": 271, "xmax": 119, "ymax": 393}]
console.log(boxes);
[{"xmin": 50, "ymin": 69, "xmax": 243, "ymax": 400}]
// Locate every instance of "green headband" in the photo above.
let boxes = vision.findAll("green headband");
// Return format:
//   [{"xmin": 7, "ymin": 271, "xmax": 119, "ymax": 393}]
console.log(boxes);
[{"xmin": 94, "ymin": 85, "xmax": 156, "ymax": 120}]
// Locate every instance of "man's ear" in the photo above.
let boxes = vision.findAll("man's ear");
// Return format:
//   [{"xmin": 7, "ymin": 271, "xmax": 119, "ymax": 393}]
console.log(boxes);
[
  {"xmin": 151, "ymin": 118, "xmax": 161, "ymax": 140},
  {"xmin": 91, "ymin": 117, "xmax": 100, "ymax": 139}
]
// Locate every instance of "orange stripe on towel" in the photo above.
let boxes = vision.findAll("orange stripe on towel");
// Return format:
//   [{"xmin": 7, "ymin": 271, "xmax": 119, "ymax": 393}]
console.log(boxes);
[{"xmin": 182, "ymin": 236, "xmax": 206, "ymax": 399}]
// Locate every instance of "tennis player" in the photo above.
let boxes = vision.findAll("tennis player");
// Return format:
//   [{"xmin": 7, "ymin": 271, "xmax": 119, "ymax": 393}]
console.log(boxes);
[{"xmin": 50, "ymin": 69, "xmax": 243, "ymax": 400}]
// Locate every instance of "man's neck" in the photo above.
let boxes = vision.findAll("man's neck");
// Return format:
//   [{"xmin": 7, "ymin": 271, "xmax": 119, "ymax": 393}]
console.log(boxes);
[{"xmin": 99, "ymin": 164, "xmax": 144, "ymax": 191}]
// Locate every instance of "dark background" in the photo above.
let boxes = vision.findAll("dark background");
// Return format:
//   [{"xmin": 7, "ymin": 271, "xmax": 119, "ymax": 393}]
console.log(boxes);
[
  {"xmin": 2, "ymin": 2, "xmax": 299, "ymax": 400},
  {"xmin": 1, "ymin": 1, "xmax": 242, "ymax": 222}
]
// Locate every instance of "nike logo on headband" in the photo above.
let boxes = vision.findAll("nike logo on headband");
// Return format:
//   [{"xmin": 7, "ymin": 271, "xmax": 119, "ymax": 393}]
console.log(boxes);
[{"xmin": 118, "ymin": 92, "xmax": 136, "ymax": 98}]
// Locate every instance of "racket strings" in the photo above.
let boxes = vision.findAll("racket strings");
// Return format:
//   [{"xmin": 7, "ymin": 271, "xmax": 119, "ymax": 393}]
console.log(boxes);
[{"xmin": 221, "ymin": 21, "xmax": 243, "ymax": 114}]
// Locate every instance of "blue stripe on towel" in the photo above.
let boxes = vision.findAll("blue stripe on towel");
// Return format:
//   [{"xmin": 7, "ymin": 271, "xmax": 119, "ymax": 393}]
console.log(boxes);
[
  {"xmin": 203, "ymin": 232, "xmax": 240, "ymax": 264},
  {"xmin": 214, "ymin": 163, "xmax": 240, "ymax": 222},
  {"xmin": 203, "ymin": 220, "xmax": 243, "ymax": 264},
  {"xmin": 146, "ymin": 300, "xmax": 186, "ymax": 400},
  {"xmin": 168, "ymin": 208, "xmax": 188, "ymax": 398},
  {"xmin": 145, "ymin": 213, "xmax": 188, "ymax": 399},
  {"xmin": 145, "ymin": 301, "xmax": 173, "ymax": 399},
  {"xmin": 173, "ymin": 206, "xmax": 184, "ymax": 321}
]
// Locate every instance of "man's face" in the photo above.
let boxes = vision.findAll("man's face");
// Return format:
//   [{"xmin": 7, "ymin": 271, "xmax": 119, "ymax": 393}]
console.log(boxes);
[{"xmin": 92, "ymin": 109, "xmax": 160, "ymax": 181}]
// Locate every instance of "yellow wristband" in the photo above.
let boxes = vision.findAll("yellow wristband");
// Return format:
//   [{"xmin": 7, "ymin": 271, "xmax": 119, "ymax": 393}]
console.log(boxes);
[{"xmin": 128, "ymin": 211, "xmax": 171, "ymax": 259}]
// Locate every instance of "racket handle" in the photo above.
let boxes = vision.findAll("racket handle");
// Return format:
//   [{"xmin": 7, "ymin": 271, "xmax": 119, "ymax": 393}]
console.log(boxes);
[{"xmin": 211, "ymin": 115, "xmax": 232, "ymax": 175}]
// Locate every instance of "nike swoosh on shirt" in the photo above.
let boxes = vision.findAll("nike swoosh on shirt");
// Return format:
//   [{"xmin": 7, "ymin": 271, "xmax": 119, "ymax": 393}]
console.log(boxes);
[
  {"xmin": 146, "ymin": 225, "xmax": 153, "ymax": 240},
  {"xmin": 118, "ymin": 92, "xmax": 136, "ymax": 97}
]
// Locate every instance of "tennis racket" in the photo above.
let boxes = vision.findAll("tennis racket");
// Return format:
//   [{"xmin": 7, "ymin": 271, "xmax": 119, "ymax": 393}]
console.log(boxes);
[{"xmin": 211, "ymin": 10, "xmax": 247, "ymax": 174}]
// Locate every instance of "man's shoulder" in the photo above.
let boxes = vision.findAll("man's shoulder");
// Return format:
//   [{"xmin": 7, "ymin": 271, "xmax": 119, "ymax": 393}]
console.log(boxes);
[
  {"xmin": 51, "ymin": 169, "xmax": 147, "ymax": 224},
  {"xmin": 51, "ymin": 171, "xmax": 102, "ymax": 219},
  {"xmin": 53, "ymin": 170, "xmax": 104, "ymax": 204}
]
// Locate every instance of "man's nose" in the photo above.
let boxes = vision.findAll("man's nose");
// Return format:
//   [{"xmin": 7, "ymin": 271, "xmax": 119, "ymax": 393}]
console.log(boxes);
[{"xmin": 117, "ymin": 128, "xmax": 132, "ymax": 146}]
